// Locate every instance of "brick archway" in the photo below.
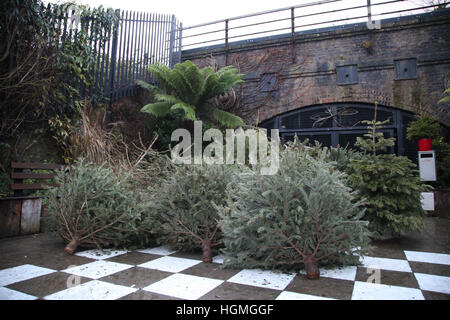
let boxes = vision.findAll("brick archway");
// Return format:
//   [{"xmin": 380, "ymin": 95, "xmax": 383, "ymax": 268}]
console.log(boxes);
[{"xmin": 258, "ymin": 102, "xmax": 420, "ymax": 161}]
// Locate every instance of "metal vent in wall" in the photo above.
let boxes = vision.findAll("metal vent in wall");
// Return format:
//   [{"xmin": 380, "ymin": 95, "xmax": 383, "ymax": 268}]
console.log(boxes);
[
  {"xmin": 394, "ymin": 58, "xmax": 417, "ymax": 80},
  {"xmin": 336, "ymin": 65, "xmax": 358, "ymax": 85},
  {"xmin": 260, "ymin": 73, "xmax": 278, "ymax": 92}
]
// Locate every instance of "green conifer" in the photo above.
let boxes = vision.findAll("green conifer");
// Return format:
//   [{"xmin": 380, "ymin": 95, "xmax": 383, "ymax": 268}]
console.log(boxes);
[
  {"xmin": 218, "ymin": 143, "xmax": 370, "ymax": 278},
  {"xmin": 145, "ymin": 164, "xmax": 238, "ymax": 262},
  {"xmin": 347, "ymin": 104, "xmax": 428, "ymax": 238}
]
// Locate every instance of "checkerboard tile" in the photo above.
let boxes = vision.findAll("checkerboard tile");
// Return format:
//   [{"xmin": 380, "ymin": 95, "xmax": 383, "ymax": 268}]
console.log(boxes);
[
  {"xmin": 404, "ymin": 251, "xmax": 450, "ymax": 265},
  {"xmin": 61, "ymin": 260, "xmax": 133, "ymax": 279},
  {"xmin": 1, "ymin": 240, "xmax": 449, "ymax": 300},
  {"xmin": 198, "ymin": 282, "xmax": 280, "ymax": 300},
  {"xmin": 138, "ymin": 256, "xmax": 202, "ymax": 273},
  {"xmin": 285, "ymin": 273, "xmax": 355, "ymax": 300},
  {"xmin": 6, "ymin": 271, "xmax": 92, "ymax": 297},
  {"xmin": 359, "ymin": 256, "xmax": 412, "ymax": 273},
  {"xmin": 276, "ymin": 291, "xmax": 336, "ymax": 300},
  {"xmin": 44, "ymin": 280, "xmax": 138, "ymax": 300},
  {"xmin": 351, "ymin": 281, "xmax": 425, "ymax": 300},
  {"xmin": 143, "ymin": 273, "xmax": 223, "ymax": 300},
  {"xmin": 228, "ymin": 269, "xmax": 296, "ymax": 290},
  {"xmin": 74, "ymin": 249, "xmax": 129, "ymax": 260},
  {"xmin": 105, "ymin": 251, "xmax": 161, "ymax": 265},
  {"xmin": 99, "ymin": 266, "xmax": 172, "ymax": 289},
  {"xmin": 409, "ymin": 261, "xmax": 450, "ymax": 277},
  {"xmin": 414, "ymin": 273, "xmax": 450, "ymax": 294},
  {"xmin": 355, "ymin": 267, "xmax": 420, "ymax": 288},
  {"xmin": 0, "ymin": 264, "xmax": 55, "ymax": 287},
  {"xmin": 0, "ymin": 287, "xmax": 37, "ymax": 300},
  {"xmin": 301, "ymin": 266, "xmax": 357, "ymax": 281},
  {"xmin": 137, "ymin": 245, "xmax": 177, "ymax": 256},
  {"xmin": 181, "ymin": 261, "xmax": 241, "ymax": 280}
]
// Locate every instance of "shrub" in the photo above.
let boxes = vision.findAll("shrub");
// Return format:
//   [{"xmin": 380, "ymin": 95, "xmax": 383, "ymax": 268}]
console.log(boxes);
[
  {"xmin": 406, "ymin": 116, "xmax": 440, "ymax": 141},
  {"xmin": 44, "ymin": 159, "xmax": 148, "ymax": 254},
  {"xmin": 218, "ymin": 143, "xmax": 370, "ymax": 279},
  {"xmin": 289, "ymin": 138, "xmax": 362, "ymax": 172},
  {"xmin": 347, "ymin": 117, "xmax": 428, "ymax": 239},
  {"xmin": 144, "ymin": 164, "xmax": 238, "ymax": 262},
  {"xmin": 347, "ymin": 154, "xmax": 427, "ymax": 238},
  {"xmin": 405, "ymin": 112, "xmax": 450, "ymax": 189},
  {"xmin": 432, "ymin": 136, "xmax": 450, "ymax": 189}
]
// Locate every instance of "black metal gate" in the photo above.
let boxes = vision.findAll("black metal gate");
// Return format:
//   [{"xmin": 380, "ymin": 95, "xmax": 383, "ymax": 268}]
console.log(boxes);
[{"xmin": 259, "ymin": 103, "xmax": 419, "ymax": 162}]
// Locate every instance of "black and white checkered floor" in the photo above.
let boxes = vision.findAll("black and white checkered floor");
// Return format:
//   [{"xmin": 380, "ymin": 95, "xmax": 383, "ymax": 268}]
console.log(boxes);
[{"xmin": 1, "ymin": 241, "xmax": 449, "ymax": 300}]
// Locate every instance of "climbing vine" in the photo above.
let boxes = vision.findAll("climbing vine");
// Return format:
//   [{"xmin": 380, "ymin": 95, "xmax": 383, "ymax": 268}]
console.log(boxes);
[
  {"xmin": 0, "ymin": 0, "xmax": 118, "ymax": 195},
  {"xmin": 0, "ymin": 0, "xmax": 118, "ymax": 139}
]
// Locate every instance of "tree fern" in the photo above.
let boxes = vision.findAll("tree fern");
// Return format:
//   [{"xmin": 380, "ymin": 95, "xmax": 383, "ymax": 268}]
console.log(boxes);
[
  {"xmin": 212, "ymin": 108, "xmax": 245, "ymax": 128},
  {"xmin": 138, "ymin": 60, "xmax": 245, "ymax": 128},
  {"xmin": 135, "ymin": 79, "xmax": 157, "ymax": 93},
  {"xmin": 171, "ymin": 102, "xmax": 196, "ymax": 121},
  {"xmin": 141, "ymin": 102, "xmax": 172, "ymax": 117}
]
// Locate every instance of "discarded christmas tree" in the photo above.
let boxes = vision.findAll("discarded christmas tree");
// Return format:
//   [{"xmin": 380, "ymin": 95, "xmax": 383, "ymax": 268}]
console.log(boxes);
[
  {"xmin": 219, "ymin": 142, "xmax": 370, "ymax": 279},
  {"xmin": 146, "ymin": 164, "xmax": 236, "ymax": 262},
  {"xmin": 44, "ymin": 159, "xmax": 146, "ymax": 254}
]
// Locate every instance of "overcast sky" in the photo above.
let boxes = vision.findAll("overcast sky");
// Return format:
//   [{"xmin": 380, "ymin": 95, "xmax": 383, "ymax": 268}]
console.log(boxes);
[{"xmin": 52, "ymin": 0, "xmax": 321, "ymax": 26}]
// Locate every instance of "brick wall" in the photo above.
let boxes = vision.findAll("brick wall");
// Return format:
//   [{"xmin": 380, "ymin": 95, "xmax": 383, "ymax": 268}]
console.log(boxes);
[{"xmin": 182, "ymin": 9, "xmax": 450, "ymax": 127}]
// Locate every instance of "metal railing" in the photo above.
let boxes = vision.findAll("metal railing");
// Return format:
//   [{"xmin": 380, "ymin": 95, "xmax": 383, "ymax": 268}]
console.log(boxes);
[
  {"xmin": 40, "ymin": 3, "xmax": 182, "ymax": 105},
  {"xmin": 111, "ymin": 10, "xmax": 182, "ymax": 100},
  {"xmin": 179, "ymin": 0, "xmax": 449, "ymax": 51}
]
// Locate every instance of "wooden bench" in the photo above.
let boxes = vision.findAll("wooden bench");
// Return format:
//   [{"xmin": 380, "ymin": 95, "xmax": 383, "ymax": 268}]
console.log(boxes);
[
  {"xmin": 0, "ymin": 162, "xmax": 64, "ymax": 238},
  {"xmin": 11, "ymin": 162, "xmax": 64, "ymax": 196}
]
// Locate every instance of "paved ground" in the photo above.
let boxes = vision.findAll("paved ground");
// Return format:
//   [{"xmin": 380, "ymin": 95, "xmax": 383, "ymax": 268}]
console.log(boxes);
[{"xmin": 0, "ymin": 217, "xmax": 449, "ymax": 300}]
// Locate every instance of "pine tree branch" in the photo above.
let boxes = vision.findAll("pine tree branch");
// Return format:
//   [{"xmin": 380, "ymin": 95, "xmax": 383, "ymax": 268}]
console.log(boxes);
[
  {"xmin": 279, "ymin": 231, "xmax": 307, "ymax": 259},
  {"xmin": 74, "ymin": 198, "xmax": 87, "ymax": 232},
  {"xmin": 211, "ymin": 240, "xmax": 222, "ymax": 247},
  {"xmin": 79, "ymin": 215, "xmax": 124, "ymax": 241},
  {"xmin": 176, "ymin": 219, "xmax": 204, "ymax": 243},
  {"xmin": 208, "ymin": 224, "xmax": 220, "ymax": 242}
]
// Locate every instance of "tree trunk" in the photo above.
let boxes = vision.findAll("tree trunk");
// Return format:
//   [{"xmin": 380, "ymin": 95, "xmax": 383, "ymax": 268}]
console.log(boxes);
[
  {"xmin": 64, "ymin": 237, "xmax": 80, "ymax": 255},
  {"xmin": 304, "ymin": 256, "xmax": 320, "ymax": 280},
  {"xmin": 201, "ymin": 239, "xmax": 213, "ymax": 263}
]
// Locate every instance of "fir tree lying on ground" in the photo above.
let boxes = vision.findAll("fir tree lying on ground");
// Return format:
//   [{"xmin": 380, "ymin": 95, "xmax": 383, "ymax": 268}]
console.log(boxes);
[
  {"xmin": 218, "ymin": 142, "xmax": 370, "ymax": 279},
  {"xmin": 144, "ymin": 164, "xmax": 239, "ymax": 262},
  {"xmin": 44, "ymin": 159, "xmax": 148, "ymax": 254}
]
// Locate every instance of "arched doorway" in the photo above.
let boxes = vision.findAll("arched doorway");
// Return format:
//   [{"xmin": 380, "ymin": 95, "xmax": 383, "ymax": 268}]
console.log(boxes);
[{"xmin": 259, "ymin": 103, "xmax": 419, "ymax": 162}]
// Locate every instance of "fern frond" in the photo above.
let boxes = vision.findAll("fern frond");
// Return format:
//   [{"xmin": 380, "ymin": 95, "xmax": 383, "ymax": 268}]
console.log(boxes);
[
  {"xmin": 201, "ymin": 65, "xmax": 244, "ymax": 101},
  {"xmin": 171, "ymin": 61, "xmax": 205, "ymax": 105},
  {"xmin": 155, "ymin": 93, "xmax": 181, "ymax": 105},
  {"xmin": 135, "ymin": 79, "xmax": 158, "ymax": 93},
  {"xmin": 171, "ymin": 102, "xmax": 197, "ymax": 121},
  {"xmin": 212, "ymin": 108, "xmax": 245, "ymax": 128},
  {"xmin": 141, "ymin": 102, "xmax": 172, "ymax": 117},
  {"xmin": 148, "ymin": 63, "xmax": 175, "ymax": 93}
]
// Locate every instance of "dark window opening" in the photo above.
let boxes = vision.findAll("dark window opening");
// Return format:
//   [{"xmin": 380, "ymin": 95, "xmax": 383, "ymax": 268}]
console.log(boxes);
[{"xmin": 259, "ymin": 103, "xmax": 426, "ymax": 163}]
